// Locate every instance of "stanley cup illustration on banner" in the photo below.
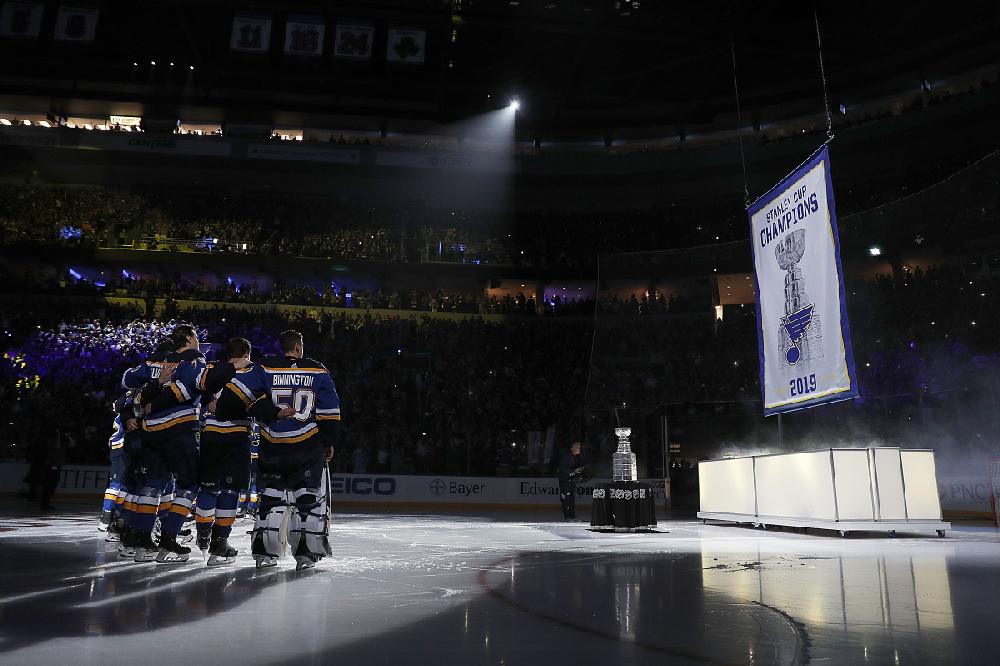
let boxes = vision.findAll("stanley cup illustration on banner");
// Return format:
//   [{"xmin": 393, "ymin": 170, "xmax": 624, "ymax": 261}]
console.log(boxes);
[{"xmin": 775, "ymin": 229, "xmax": 823, "ymax": 366}]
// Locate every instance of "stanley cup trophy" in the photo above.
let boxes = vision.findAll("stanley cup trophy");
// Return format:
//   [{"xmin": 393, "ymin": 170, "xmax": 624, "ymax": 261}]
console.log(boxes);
[
  {"xmin": 612, "ymin": 427, "xmax": 637, "ymax": 482},
  {"xmin": 775, "ymin": 229, "xmax": 822, "ymax": 367}
]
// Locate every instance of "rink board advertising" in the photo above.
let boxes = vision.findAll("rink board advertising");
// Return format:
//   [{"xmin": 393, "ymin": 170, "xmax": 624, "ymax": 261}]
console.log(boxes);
[{"xmin": 748, "ymin": 145, "xmax": 858, "ymax": 415}]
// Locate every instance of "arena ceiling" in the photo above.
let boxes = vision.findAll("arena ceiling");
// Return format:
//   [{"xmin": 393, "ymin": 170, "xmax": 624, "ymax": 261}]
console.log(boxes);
[{"xmin": 0, "ymin": 1, "xmax": 997, "ymax": 131}]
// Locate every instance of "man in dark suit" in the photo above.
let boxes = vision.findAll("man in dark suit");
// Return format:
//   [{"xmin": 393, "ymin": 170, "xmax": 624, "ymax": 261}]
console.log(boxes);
[{"xmin": 558, "ymin": 441, "xmax": 588, "ymax": 520}]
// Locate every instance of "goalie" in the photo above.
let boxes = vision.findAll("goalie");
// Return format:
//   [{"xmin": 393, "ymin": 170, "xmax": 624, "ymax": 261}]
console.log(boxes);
[{"xmin": 230, "ymin": 330, "xmax": 341, "ymax": 570}]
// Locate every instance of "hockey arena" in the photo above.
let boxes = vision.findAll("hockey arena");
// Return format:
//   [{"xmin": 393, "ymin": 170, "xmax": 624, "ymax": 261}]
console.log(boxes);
[{"xmin": 3, "ymin": 2, "xmax": 1000, "ymax": 665}]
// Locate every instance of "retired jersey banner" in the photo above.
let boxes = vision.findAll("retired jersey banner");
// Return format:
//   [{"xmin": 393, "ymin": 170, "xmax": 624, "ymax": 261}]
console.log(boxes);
[
  {"xmin": 334, "ymin": 22, "xmax": 374, "ymax": 60},
  {"xmin": 53, "ymin": 5, "xmax": 98, "ymax": 42},
  {"xmin": 284, "ymin": 14, "xmax": 325, "ymax": 56},
  {"xmin": 748, "ymin": 145, "xmax": 858, "ymax": 415},
  {"xmin": 231, "ymin": 13, "xmax": 271, "ymax": 52},
  {"xmin": 0, "ymin": 3, "xmax": 45, "ymax": 38}
]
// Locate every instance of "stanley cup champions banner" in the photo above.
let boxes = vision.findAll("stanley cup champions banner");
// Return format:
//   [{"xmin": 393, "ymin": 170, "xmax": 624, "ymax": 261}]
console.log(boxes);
[{"xmin": 748, "ymin": 145, "xmax": 858, "ymax": 416}]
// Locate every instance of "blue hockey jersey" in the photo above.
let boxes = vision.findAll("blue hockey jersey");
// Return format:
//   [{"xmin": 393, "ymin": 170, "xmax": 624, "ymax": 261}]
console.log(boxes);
[
  {"xmin": 122, "ymin": 348, "xmax": 207, "ymax": 440},
  {"xmin": 228, "ymin": 355, "xmax": 341, "ymax": 447}
]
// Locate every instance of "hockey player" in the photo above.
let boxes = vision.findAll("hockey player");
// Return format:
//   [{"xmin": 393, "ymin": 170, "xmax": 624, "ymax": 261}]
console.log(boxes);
[
  {"xmin": 234, "ymin": 330, "xmax": 340, "ymax": 570},
  {"xmin": 98, "ymin": 397, "xmax": 127, "ymax": 534},
  {"xmin": 193, "ymin": 338, "xmax": 290, "ymax": 566},
  {"xmin": 122, "ymin": 324, "xmax": 206, "ymax": 564},
  {"xmin": 115, "ymin": 339, "xmax": 175, "ymax": 558}
]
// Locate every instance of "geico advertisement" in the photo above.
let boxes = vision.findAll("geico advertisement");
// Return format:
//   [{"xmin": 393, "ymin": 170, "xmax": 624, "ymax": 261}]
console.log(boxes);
[{"xmin": 330, "ymin": 475, "xmax": 667, "ymax": 505}]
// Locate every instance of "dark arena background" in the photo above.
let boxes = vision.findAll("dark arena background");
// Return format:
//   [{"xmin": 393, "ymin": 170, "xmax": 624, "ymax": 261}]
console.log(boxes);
[{"xmin": 1, "ymin": 1, "xmax": 999, "ymax": 664}]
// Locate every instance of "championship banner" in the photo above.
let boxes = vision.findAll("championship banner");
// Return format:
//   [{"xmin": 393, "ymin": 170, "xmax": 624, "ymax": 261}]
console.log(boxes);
[
  {"xmin": 333, "ymin": 22, "xmax": 374, "ymax": 60},
  {"xmin": 0, "ymin": 2, "xmax": 44, "ymax": 38},
  {"xmin": 53, "ymin": 5, "xmax": 98, "ymax": 42},
  {"xmin": 284, "ymin": 14, "xmax": 325, "ymax": 56},
  {"xmin": 386, "ymin": 27, "xmax": 425, "ymax": 64},
  {"xmin": 748, "ymin": 145, "xmax": 858, "ymax": 415},
  {"xmin": 230, "ymin": 13, "xmax": 271, "ymax": 53}
]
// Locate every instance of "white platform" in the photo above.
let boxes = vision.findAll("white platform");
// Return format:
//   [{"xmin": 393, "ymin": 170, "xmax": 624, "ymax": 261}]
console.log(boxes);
[{"xmin": 698, "ymin": 447, "xmax": 952, "ymax": 536}]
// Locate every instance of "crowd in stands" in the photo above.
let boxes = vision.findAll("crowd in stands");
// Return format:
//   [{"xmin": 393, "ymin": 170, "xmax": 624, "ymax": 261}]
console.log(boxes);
[
  {"xmin": 0, "ymin": 261, "xmax": 713, "ymax": 318},
  {"xmin": 3, "ymin": 144, "xmax": 995, "ymax": 269},
  {"xmin": 2, "ymin": 263, "xmax": 999, "ymax": 475},
  {"xmin": 0, "ymin": 263, "xmax": 608, "ymax": 317}
]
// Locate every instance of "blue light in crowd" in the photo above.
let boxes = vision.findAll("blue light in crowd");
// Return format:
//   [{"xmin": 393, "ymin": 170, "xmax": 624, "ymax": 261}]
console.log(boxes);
[
  {"xmin": 68, "ymin": 268, "xmax": 83, "ymax": 280},
  {"xmin": 94, "ymin": 282, "xmax": 106, "ymax": 288},
  {"xmin": 227, "ymin": 277, "xmax": 233, "ymax": 286},
  {"xmin": 122, "ymin": 269, "xmax": 131, "ymax": 279}
]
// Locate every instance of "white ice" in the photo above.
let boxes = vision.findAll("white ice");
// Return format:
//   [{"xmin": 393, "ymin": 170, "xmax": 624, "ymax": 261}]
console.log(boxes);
[{"xmin": 0, "ymin": 508, "xmax": 998, "ymax": 665}]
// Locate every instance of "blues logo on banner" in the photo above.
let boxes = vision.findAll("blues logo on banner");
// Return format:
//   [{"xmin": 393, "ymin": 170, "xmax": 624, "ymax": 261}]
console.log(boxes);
[{"xmin": 748, "ymin": 145, "xmax": 858, "ymax": 415}]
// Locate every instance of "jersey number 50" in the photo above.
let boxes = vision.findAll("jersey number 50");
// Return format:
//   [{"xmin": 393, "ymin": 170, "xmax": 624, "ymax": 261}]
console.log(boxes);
[{"xmin": 271, "ymin": 389, "xmax": 315, "ymax": 421}]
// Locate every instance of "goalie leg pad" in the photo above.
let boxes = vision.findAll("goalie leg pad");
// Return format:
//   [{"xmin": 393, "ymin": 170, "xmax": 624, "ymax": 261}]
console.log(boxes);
[
  {"xmin": 253, "ymin": 488, "xmax": 287, "ymax": 558},
  {"xmin": 289, "ymin": 488, "xmax": 325, "ymax": 559}
]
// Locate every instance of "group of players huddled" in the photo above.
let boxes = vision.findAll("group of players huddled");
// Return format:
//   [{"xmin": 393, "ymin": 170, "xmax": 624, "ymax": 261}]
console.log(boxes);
[{"xmin": 96, "ymin": 324, "xmax": 341, "ymax": 570}]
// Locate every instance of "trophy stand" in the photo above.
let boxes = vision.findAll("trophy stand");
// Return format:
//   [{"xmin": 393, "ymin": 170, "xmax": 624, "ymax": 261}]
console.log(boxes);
[{"xmin": 591, "ymin": 427, "xmax": 656, "ymax": 531}]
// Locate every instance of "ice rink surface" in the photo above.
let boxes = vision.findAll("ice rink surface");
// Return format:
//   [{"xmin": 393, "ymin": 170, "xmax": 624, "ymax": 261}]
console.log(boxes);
[{"xmin": 1, "ymin": 504, "xmax": 998, "ymax": 665}]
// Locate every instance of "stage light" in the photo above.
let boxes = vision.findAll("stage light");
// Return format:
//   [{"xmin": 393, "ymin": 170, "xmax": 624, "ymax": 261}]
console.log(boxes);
[
  {"xmin": 189, "ymin": 65, "xmax": 195, "ymax": 70},
  {"xmin": 509, "ymin": 99, "xmax": 520, "ymax": 111},
  {"xmin": 868, "ymin": 246, "xmax": 881, "ymax": 256}
]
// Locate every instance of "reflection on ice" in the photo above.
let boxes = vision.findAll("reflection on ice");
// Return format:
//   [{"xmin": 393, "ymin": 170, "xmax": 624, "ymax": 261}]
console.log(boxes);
[
  {"xmin": 0, "ymin": 511, "xmax": 997, "ymax": 665},
  {"xmin": 701, "ymin": 548, "xmax": 956, "ymax": 662}
]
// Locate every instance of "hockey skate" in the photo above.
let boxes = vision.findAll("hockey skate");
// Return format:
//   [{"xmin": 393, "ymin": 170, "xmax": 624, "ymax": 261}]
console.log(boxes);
[
  {"xmin": 254, "ymin": 554, "xmax": 278, "ymax": 568},
  {"xmin": 178, "ymin": 527, "xmax": 194, "ymax": 545},
  {"xmin": 117, "ymin": 527, "xmax": 136, "ymax": 558},
  {"xmin": 155, "ymin": 532, "xmax": 191, "ymax": 563},
  {"xmin": 133, "ymin": 532, "xmax": 159, "ymax": 562},
  {"xmin": 294, "ymin": 541, "xmax": 321, "ymax": 571},
  {"xmin": 207, "ymin": 538, "xmax": 238, "ymax": 567},
  {"xmin": 98, "ymin": 511, "xmax": 111, "ymax": 532},
  {"xmin": 104, "ymin": 521, "xmax": 121, "ymax": 543}
]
